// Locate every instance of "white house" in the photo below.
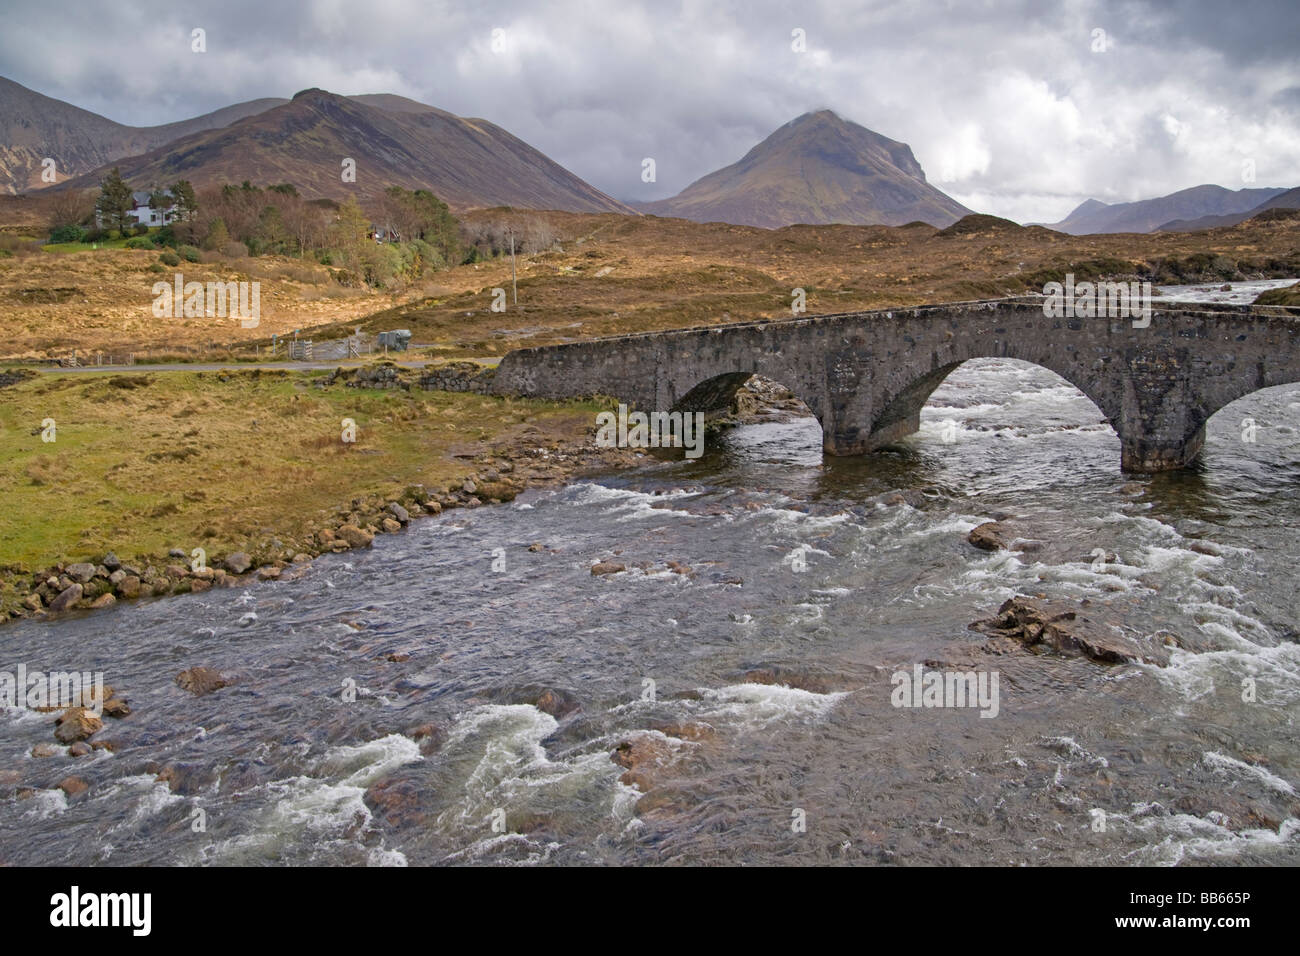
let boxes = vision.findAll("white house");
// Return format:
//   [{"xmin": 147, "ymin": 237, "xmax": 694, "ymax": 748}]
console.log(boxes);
[{"xmin": 128, "ymin": 190, "xmax": 176, "ymax": 227}]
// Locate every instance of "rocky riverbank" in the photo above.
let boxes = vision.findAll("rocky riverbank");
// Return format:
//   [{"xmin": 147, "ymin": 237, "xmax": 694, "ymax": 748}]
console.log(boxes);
[{"xmin": 3, "ymin": 404, "xmax": 643, "ymax": 624}]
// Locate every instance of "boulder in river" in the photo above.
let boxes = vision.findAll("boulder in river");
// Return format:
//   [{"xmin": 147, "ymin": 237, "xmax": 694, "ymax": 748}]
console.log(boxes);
[
  {"xmin": 967, "ymin": 521, "xmax": 1011, "ymax": 551},
  {"xmin": 175, "ymin": 666, "xmax": 230, "ymax": 696},
  {"xmin": 611, "ymin": 733, "xmax": 680, "ymax": 791},
  {"xmin": 53, "ymin": 707, "xmax": 102, "ymax": 743},
  {"xmin": 590, "ymin": 560, "xmax": 625, "ymax": 577},
  {"xmin": 534, "ymin": 688, "xmax": 581, "ymax": 719},
  {"xmin": 969, "ymin": 596, "xmax": 1169, "ymax": 666},
  {"xmin": 57, "ymin": 776, "xmax": 89, "ymax": 797}
]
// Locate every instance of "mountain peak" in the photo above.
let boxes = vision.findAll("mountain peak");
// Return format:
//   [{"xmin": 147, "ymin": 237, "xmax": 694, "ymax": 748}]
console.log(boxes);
[
  {"xmin": 638, "ymin": 112, "xmax": 969, "ymax": 228},
  {"xmin": 52, "ymin": 84, "xmax": 634, "ymax": 212}
]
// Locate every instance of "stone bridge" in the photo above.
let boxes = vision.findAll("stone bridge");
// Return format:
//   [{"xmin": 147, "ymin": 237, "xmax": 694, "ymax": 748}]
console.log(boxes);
[{"xmin": 491, "ymin": 296, "xmax": 1300, "ymax": 471}]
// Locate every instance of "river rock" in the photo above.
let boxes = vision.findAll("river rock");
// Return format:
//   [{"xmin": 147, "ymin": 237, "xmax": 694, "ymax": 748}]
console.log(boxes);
[
  {"xmin": 969, "ymin": 596, "xmax": 1169, "ymax": 666},
  {"xmin": 175, "ymin": 666, "xmax": 230, "ymax": 696},
  {"xmin": 102, "ymin": 552, "xmax": 121, "ymax": 572},
  {"xmin": 23, "ymin": 592, "xmax": 42, "ymax": 611},
  {"xmin": 48, "ymin": 583, "xmax": 83, "ymax": 613},
  {"xmin": 535, "ymin": 689, "xmax": 581, "ymax": 719},
  {"xmin": 57, "ymin": 776, "xmax": 89, "ymax": 797},
  {"xmin": 89, "ymin": 593, "xmax": 115, "ymax": 609},
  {"xmin": 54, "ymin": 707, "xmax": 102, "ymax": 743},
  {"xmin": 967, "ymin": 521, "xmax": 1010, "ymax": 551},
  {"xmin": 257, "ymin": 566, "xmax": 281, "ymax": 581},
  {"xmin": 336, "ymin": 525, "xmax": 374, "ymax": 549},
  {"xmin": 386, "ymin": 502, "xmax": 410, "ymax": 524},
  {"xmin": 117, "ymin": 575, "xmax": 141, "ymax": 598},
  {"xmin": 381, "ymin": 517, "xmax": 402, "ymax": 533},
  {"xmin": 223, "ymin": 552, "xmax": 252, "ymax": 574},
  {"xmin": 590, "ymin": 560, "xmax": 625, "ymax": 577},
  {"xmin": 65, "ymin": 562, "xmax": 96, "ymax": 584},
  {"xmin": 363, "ymin": 775, "xmax": 427, "ymax": 828},
  {"xmin": 31, "ymin": 742, "xmax": 61, "ymax": 758},
  {"xmin": 649, "ymin": 720, "xmax": 715, "ymax": 742},
  {"xmin": 67, "ymin": 742, "xmax": 92, "ymax": 757},
  {"xmin": 742, "ymin": 668, "xmax": 835, "ymax": 694},
  {"xmin": 409, "ymin": 723, "xmax": 445, "ymax": 756},
  {"xmin": 611, "ymin": 733, "xmax": 680, "ymax": 791}
]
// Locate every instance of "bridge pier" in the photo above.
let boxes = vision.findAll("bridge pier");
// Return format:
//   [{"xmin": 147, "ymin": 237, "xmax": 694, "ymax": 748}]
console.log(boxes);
[{"xmin": 1120, "ymin": 425, "xmax": 1206, "ymax": 472}]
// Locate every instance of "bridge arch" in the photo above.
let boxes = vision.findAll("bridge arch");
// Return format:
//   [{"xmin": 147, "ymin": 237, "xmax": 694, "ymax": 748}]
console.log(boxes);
[
  {"xmin": 833, "ymin": 343, "xmax": 1123, "ymax": 458},
  {"xmin": 867, "ymin": 356, "xmax": 1117, "ymax": 451}
]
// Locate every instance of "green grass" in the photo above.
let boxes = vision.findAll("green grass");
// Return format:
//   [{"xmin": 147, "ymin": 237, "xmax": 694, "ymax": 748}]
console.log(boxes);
[
  {"xmin": 0, "ymin": 368, "xmax": 604, "ymax": 611},
  {"xmin": 41, "ymin": 236, "xmax": 136, "ymax": 253}
]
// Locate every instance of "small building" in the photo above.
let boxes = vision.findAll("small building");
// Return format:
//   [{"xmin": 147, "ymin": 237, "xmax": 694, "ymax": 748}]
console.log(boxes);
[{"xmin": 128, "ymin": 190, "xmax": 176, "ymax": 227}]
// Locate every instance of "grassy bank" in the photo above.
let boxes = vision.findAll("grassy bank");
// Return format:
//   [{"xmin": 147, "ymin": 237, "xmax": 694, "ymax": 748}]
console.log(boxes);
[{"xmin": 0, "ymin": 367, "xmax": 618, "ymax": 618}]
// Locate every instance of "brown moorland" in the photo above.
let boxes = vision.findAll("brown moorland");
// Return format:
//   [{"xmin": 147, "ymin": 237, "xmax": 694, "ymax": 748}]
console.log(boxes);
[{"xmin": 2, "ymin": 202, "xmax": 1298, "ymax": 363}]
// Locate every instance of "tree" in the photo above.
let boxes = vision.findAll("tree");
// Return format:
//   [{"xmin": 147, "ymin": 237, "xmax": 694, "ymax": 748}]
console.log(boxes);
[
  {"xmin": 203, "ymin": 217, "xmax": 230, "ymax": 252},
  {"xmin": 256, "ymin": 204, "xmax": 290, "ymax": 254},
  {"xmin": 169, "ymin": 180, "xmax": 198, "ymax": 222},
  {"xmin": 94, "ymin": 167, "xmax": 133, "ymax": 234},
  {"xmin": 328, "ymin": 195, "xmax": 370, "ymax": 271},
  {"xmin": 47, "ymin": 188, "xmax": 95, "ymax": 233}
]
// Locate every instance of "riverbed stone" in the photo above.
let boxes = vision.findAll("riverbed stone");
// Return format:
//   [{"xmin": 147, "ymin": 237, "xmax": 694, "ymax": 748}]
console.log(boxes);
[
  {"xmin": 223, "ymin": 552, "xmax": 252, "ymax": 574},
  {"xmin": 336, "ymin": 525, "xmax": 374, "ymax": 549},
  {"xmin": 968, "ymin": 521, "xmax": 1010, "ymax": 551},
  {"xmin": 175, "ymin": 666, "xmax": 230, "ymax": 696},
  {"xmin": 386, "ymin": 502, "xmax": 410, "ymax": 524},
  {"xmin": 969, "ymin": 596, "xmax": 1170, "ymax": 666},
  {"xmin": 590, "ymin": 560, "xmax": 625, "ymax": 576},
  {"xmin": 48, "ymin": 583, "xmax": 83, "ymax": 613},
  {"xmin": 57, "ymin": 776, "xmax": 89, "ymax": 797},
  {"xmin": 54, "ymin": 707, "xmax": 102, "ymax": 743}
]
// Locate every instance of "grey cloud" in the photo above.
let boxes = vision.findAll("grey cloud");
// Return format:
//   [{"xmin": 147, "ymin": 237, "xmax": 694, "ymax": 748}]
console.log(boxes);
[{"xmin": 1, "ymin": 0, "xmax": 1295, "ymax": 223}]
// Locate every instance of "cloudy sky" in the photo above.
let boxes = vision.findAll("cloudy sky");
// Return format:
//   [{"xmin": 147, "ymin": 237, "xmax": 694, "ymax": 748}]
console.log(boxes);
[{"xmin": 2, "ymin": 0, "xmax": 1297, "ymax": 222}]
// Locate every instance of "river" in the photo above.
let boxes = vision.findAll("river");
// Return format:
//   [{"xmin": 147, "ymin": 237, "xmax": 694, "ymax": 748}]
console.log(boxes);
[{"xmin": 3, "ymin": 337, "xmax": 1300, "ymax": 865}]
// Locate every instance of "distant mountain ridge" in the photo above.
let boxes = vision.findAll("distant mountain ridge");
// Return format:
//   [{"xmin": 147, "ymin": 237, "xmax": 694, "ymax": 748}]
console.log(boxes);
[
  {"xmin": 1043, "ymin": 184, "xmax": 1287, "ymax": 234},
  {"xmin": 635, "ymin": 110, "xmax": 972, "ymax": 228},
  {"xmin": 1157, "ymin": 186, "xmax": 1300, "ymax": 231},
  {"xmin": 50, "ymin": 87, "xmax": 635, "ymax": 214},
  {"xmin": 0, "ymin": 75, "xmax": 287, "ymax": 193}
]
